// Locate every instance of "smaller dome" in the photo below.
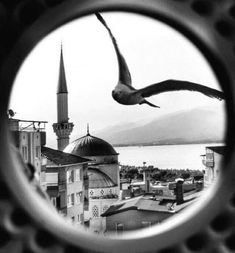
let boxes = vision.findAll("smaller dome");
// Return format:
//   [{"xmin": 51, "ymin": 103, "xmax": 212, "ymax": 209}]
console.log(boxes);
[
  {"xmin": 64, "ymin": 133, "xmax": 118, "ymax": 157},
  {"xmin": 88, "ymin": 168, "xmax": 116, "ymax": 188}
]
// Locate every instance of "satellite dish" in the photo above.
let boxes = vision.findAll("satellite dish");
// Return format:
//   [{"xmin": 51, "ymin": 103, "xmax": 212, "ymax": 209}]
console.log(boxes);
[{"xmin": 8, "ymin": 109, "xmax": 15, "ymax": 118}]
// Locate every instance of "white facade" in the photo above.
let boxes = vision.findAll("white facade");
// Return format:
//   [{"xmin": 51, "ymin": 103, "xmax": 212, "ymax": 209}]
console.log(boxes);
[
  {"xmin": 43, "ymin": 151, "xmax": 87, "ymax": 226},
  {"xmin": 89, "ymin": 186, "xmax": 119, "ymax": 198},
  {"xmin": 19, "ymin": 131, "xmax": 41, "ymax": 174},
  {"xmin": 8, "ymin": 118, "xmax": 47, "ymax": 190},
  {"xmin": 85, "ymin": 198, "xmax": 118, "ymax": 233},
  {"xmin": 203, "ymin": 146, "xmax": 224, "ymax": 188}
]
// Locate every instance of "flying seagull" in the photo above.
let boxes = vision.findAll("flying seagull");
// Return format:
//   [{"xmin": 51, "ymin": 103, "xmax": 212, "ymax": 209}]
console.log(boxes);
[{"xmin": 95, "ymin": 13, "xmax": 224, "ymax": 108}]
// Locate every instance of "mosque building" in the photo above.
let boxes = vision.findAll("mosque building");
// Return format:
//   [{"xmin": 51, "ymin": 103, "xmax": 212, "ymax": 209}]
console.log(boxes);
[{"xmin": 53, "ymin": 46, "xmax": 120, "ymax": 233}]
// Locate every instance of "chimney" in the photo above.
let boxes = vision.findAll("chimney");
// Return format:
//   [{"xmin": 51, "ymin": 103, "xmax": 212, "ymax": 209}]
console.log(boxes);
[
  {"xmin": 143, "ymin": 166, "xmax": 151, "ymax": 193},
  {"xmin": 174, "ymin": 178, "xmax": 184, "ymax": 205}
]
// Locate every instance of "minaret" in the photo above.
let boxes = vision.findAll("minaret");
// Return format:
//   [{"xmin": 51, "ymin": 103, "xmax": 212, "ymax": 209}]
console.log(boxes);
[
  {"xmin": 87, "ymin": 123, "xmax": 90, "ymax": 135},
  {"xmin": 53, "ymin": 45, "xmax": 74, "ymax": 151}
]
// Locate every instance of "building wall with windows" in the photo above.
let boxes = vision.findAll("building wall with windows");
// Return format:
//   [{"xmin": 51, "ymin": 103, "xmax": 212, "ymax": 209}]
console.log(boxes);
[
  {"xmin": 203, "ymin": 146, "xmax": 225, "ymax": 188},
  {"xmin": 85, "ymin": 198, "xmax": 117, "ymax": 234},
  {"xmin": 103, "ymin": 194, "xmax": 197, "ymax": 233},
  {"xmin": 42, "ymin": 147, "xmax": 90, "ymax": 225},
  {"xmin": 19, "ymin": 131, "xmax": 41, "ymax": 173},
  {"xmin": 83, "ymin": 167, "xmax": 119, "ymax": 233},
  {"xmin": 65, "ymin": 165, "xmax": 85, "ymax": 224},
  {"xmin": 46, "ymin": 164, "xmax": 86, "ymax": 225},
  {"xmin": 8, "ymin": 118, "xmax": 47, "ymax": 190}
]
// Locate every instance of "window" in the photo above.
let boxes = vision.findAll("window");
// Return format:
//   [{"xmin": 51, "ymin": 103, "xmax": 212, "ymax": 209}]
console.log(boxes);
[
  {"xmin": 56, "ymin": 196, "xmax": 60, "ymax": 209},
  {"xmin": 67, "ymin": 170, "xmax": 74, "ymax": 183},
  {"xmin": 71, "ymin": 193, "xmax": 74, "ymax": 205},
  {"xmin": 116, "ymin": 223, "xmax": 124, "ymax": 234},
  {"xmin": 67, "ymin": 193, "xmax": 75, "ymax": 206},
  {"xmin": 80, "ymin": 213, "xmax": 84, "ymax": 222},
  {"xmin": 67, "ymin": 195, "xmax": 70, "ymax": 206},
  {"xmin": 21, "ymin": 146, "xmax": 28, "ymax": 161},
  {"xmin": 35, "ymin": 146, "xmax": 40, "ymax": 158},
  {"xmin": 76, "ymin": 191, "xmax": 83, "ymax": 203},
  {"xmin": 75, "ymin": 169, "xmax": 80, "ymax": 181},
  {"xmin": 51, "ymin": 197, "xmax": 57, "ymax": 207},
  {"xmin": 76, "ymin": 192, "xmax": 79, "ymax": 203},
  {"xmin": 46, "ymin": 172, "xmax": 58, "ymax": 186},
  {"xmin": 92, "ymin": 205, "xmax": 99, "ymax": 217}
]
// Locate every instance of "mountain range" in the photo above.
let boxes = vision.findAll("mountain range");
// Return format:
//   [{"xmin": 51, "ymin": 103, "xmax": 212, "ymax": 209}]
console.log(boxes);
[{"xmin": 95, "ymin": 106, "xmax": 226, "ymax": 146}]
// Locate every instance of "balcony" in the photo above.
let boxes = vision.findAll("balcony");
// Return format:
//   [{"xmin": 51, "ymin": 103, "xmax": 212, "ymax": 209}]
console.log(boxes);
[
  {"xmin": 206, "ymin": 161, "xmax": 214, "ymax": 167},
  {"xmin": 201, "ymin": 155, "xmax": 214, "ymax": 167}
]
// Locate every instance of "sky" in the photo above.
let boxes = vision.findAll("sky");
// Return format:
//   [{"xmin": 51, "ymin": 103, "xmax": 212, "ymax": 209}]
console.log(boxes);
[{"xmin": 9, "ymin": 12, "xmax": 225, "ymax": 149}]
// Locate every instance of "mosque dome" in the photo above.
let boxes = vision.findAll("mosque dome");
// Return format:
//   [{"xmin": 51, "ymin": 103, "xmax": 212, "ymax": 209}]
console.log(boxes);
[
  {"xmin": 88, "ymin": 168, "xmax": 116, "ymax": 188},
  {"xmin": 64, "ymin": 131, "xmax": 118, "ymax": 157}
]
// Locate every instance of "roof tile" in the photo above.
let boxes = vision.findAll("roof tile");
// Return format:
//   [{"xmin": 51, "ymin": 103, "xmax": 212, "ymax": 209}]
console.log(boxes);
[{"xmin": 41, "ymin": 146, "xmax": 90, "ymax": 166}]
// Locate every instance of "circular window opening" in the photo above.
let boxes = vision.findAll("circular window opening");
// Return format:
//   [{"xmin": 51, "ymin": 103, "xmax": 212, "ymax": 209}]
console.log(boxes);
[{"xmin": 8, "ymin": 11, "xmax": 226, "ymax": 238}]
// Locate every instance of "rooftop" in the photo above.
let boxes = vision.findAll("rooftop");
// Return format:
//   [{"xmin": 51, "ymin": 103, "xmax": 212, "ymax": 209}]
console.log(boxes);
[
  {"xmin": 41, "ymin": 146, "xmax": 90, "ymax": 166},
  {"xmin": 88, "ymin": 168, "xmax": 116, "ymax": 188},
  {"xmin": 64, "ymin": 132, "xmax": 118, "ymax": 157},
  {"xmin": 206, "ymin": 146, "xmax": 226, "ymax": 155},
  {"xmin": 8, "ymin": 118, "xmax": 47, "ymax": 132},
  {"xmin": 102, "ymin": 192, "xmax": 200, "ymax": 217}
]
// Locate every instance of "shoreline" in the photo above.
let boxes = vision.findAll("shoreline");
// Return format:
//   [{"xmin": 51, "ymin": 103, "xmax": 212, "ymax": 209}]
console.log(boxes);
[{"xmin": 114, "ymin": 141, "xmax": 224, "ymax": 148}]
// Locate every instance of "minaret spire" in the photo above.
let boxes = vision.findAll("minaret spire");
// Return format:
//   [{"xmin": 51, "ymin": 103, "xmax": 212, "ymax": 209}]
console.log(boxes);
[
  {"xmin": 53, "ymin": 44, "xmax": 74, "ymax": 151},
  {"xmin": 57, "ymin": 43, "xmax": 68, "ymax": 94},
  {"xmin": 87, "ymin": 123, "xmax": 90, "ymax": 136}
]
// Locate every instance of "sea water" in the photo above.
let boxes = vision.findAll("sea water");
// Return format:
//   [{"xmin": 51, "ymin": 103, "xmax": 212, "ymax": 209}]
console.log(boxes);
[{"xmin": 115, "ymin": 143, "xmax": 224, "ymax": 170}]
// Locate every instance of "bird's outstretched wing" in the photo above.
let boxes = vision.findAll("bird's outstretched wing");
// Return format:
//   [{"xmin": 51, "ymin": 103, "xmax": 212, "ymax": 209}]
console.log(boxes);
[
  {"xmin": 137, "ymin": 79, "xmax": 224, "ymax": 100},
  {"xmin": 95, "ymin": 13, "xmax": 132, "ymax": 86}
]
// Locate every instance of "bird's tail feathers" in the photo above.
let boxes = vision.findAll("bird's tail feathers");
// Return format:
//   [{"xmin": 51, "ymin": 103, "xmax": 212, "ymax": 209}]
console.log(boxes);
[{"xmin": 140, "ymin": 99, "xmax": 160, "ymax": 108}]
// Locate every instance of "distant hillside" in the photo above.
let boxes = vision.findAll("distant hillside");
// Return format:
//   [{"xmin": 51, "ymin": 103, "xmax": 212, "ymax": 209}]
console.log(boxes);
[{"xmin": 95, "ymin": 106, "xmax": 225, "ymax": 146}]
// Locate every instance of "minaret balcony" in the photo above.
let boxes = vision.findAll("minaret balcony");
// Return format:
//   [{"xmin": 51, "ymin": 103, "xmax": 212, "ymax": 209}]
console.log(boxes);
[
  {"xmin": 52, "ymin": 123, "xmax": 74, "ymax": 139},
  {"xmin": 53, "ymin": 122, "xmax": 74, "ymax": 131}
]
